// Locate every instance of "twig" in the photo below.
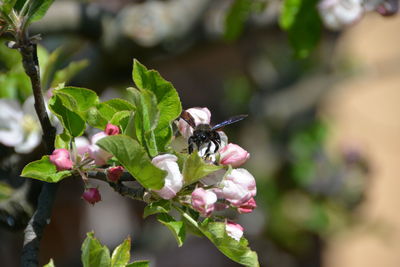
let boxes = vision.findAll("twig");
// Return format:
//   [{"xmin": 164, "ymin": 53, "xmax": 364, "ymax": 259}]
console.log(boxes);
[
  {"xmin": 15, "ymin": 30, "xmax": 58, "ymax": 267},
  {"xmin": 86, "ymin": 171, "xmax": 146, "ymax": 201},
  {"xmin": 108, "ymin": 182, "xmax": 145, "ymax": 201}
]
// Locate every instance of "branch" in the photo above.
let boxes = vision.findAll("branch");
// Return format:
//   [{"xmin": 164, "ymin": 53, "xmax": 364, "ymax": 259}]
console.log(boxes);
[
  {"xmin": 87, "ymin": 171, "xmax": 146, "ymax": 201},
  {"xmin": 15, "ymin": 31, "xmax": 58, "ymax": 267}
]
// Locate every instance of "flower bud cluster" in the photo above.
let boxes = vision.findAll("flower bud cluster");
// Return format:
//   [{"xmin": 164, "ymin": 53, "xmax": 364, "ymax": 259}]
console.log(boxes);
[
  {"xmin": 48, "ymin": 123, "xmax": 123, "ymax": 205},
  {"xmin": 155, "ymin": 107, "xmax": 257, "ymax": 239}
]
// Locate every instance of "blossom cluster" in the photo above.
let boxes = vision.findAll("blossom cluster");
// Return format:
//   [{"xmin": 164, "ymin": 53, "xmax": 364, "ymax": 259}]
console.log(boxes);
[
  {"xmin": 318, "ymin": 0, "xmax": 398, "ymax": 30},
  {"xmin": 157, "ymin": 107, "xmax": 257, "ymax": 240},
  {"xmin": 48, "ymin": 107, "xmax": 256, "ymax": 241}
]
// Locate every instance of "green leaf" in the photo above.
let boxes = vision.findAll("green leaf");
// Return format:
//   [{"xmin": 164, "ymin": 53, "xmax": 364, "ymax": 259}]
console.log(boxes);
[
  {"xmin": 132, "ymin": 60, "xmax": 181, "ymax": 129},
  {"xmin": 110, "ymin": 111, "xmax": 132, "ymax": 129},
  {"xmin": 21, "ymin": 156, "xmax": 72, "ymax": 183},
  {"xmin": 132, "ymin": 89, "xmax": 160, "ymax": 157},
  {"xmin": 224, "ymin": 0, "xmax": 252, "ymax": 41},
  {"xmin": 103, "ymin": 98, "xmax": 136, "ymax": 112},
  {"xmin": 200, "ymin": 220, "xmax": 259, "ymax": 267},
  {"xmin": 1, "ymin": 0, "xmax": 17, "ymax": 16},
  {"xmin": 52, "ymin": 59, "xmax": 89, "ymax": 87},
  {"xmin": 43, "ymin": 258, "xmax": 55, "ymax": 267},
  {"xmin": 86, "ymin": 107, "xmax": 109, "ymax": 129},
  {"xmin": 0, "ymin": 182, "xmax": 14, "ymax": 201},
  {"xmin": 48, "ymin": 94, "xmax": 85, "ymax": 137},
  {"xmin": 81, "ymin": 232, "xmax": 111, "ymax": 267},
  {"xmin": 54, "ymin": 131, "xmax": 71, "ymax": 149},
  {"xmin": 157, "ymin": 213, "xmax": 186, "ymax": 247},
  {"xmin": 279, "ymin": 0, "xmax": 321, "ymax": 58},
  {"xmin": 96, "ymin": 135, "xmax": 166, "ymax": 190},
  {"xmin": 56, "ymin": 87, "xmax": 99, "ymax": 115},
  {"xmin": 182, "ymin": 153, "xmax": 223, "ymax": 185},
  {"xmin": 41, "ymin": 47, "xmax": 62, "ymax": 90},
  {"xmin": 111, "ymin": 237, "xmax": 131, "ymax": 267},
  {"xmin": 126, "ymin": 260, "xmax": 150, "ymax": 267},
  {"xmin": 26, "ymin": 0, "xmax": 55, "ymax": 24},
  {"xmin": 143, "ymin": 200, "xmax": 171, "ymax": 218}
]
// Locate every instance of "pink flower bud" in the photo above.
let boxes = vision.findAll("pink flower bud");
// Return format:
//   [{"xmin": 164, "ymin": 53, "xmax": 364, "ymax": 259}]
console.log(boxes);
[
  {"xmin": 107, "ymin": 166, "xmax": 124, "ymax": 182},
  {"xmin": 49, "ymin": 148, "xmax": 73, "ymax": 171},
  {"xmin": 220, "ymin": 168, "xmax": 256, "ymax": 207},
  {"xmin": 191, "ymin": 188, "xmax": 217, "ymax": 217},
  {"xmin": 105, "ymin": 123, "xmax": 120, "ymax": 136},
  {"xmin": 152, "ymin": 154, "xmax": 183, "ymax": 199},
  {"xmin": 82, "ymin": 188, "xmax": 101, "ymax": 205},
  {"xmin": 226, "ymin": 221, "xmax": 244, "ymax": 241},
  {"xmin": 178, "ymin": 107, "xmax": 211, "ymax": 139},
  {"xmin": 88, "ymin": 132, "xmax": 112, "ymax": 166},
  {"xmin": 237, "ymin": 197, "xmax": 257, "ymax": 213},
  {"xmin": 219, "ymin": 143, "xmax": 250, "ymax": 167}
]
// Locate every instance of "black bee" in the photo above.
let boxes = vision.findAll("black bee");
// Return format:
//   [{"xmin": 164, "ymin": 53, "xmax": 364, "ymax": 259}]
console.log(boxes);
[{"xmin": 180, "ymin": 110, "xmax": 247, "ymax": 157}]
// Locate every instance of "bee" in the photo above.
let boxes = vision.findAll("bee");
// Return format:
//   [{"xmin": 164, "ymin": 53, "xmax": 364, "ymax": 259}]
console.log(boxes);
[{"xmin": 180, "ymin": 110, "xmax": 247, "ymax": 157}]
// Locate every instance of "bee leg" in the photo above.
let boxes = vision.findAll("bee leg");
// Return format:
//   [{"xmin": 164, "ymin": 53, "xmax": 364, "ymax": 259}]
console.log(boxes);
[
  {"xmin": 188, "ymin": 136, "xmax": 195, "ymax": 154},
  {"xmin": 204, "ymin": 141, "xmax": 212, "ymax": 158},
  {"xmin": 212, "ymin": 140, "xmax": 220, "ymax": 153}
]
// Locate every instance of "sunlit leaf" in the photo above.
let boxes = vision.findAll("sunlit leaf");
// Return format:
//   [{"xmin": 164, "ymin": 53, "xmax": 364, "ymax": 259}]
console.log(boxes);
[
  {"xmin": 81, "ymin": 232, "xmax": 111, "ymax": 267},
  {"xmin": 200, "ymin": 220, "xmax": 259, "ymax": 267},
  {"xmin": 143, "ymin": 200, "xmax": 171, "ymax": 218},
  {"xmin": 157, "ymin": 213, "xmax": 186, "ymax": 247},
  {"xmin": 111, "ymin": 237, "xmax": 131, "ymax": 267},
  {"xmin": 43, "ymin": 258, "xmax": 55, "ymax": 267},
  {"xmin": 21, "ymin": 156, "xmax": 72, "ymax": 182},
  {"xmin": 126, "ymin": 261, "xmax": 150, "ymax": 267},
  {"xmin": 54, "ymin": 131, "xmax": 71, "ymax": 149},
  {"xmin": 132, "ymin": 60, "xmax": 181, "ymax": 129},
  {"xmin": 96, "ymin": 135, "xmax": 166, "ymax": 190},
  {"xmin": 182, "ymin": 153, "xmax": 223, "ymax": 185},
  {"xmin": 48, "ymin": 94, "xmax": 85, "ymax": 137}
]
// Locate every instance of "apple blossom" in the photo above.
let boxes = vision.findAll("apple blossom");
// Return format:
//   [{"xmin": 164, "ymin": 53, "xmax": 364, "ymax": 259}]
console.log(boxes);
[
  {"xmin": 107, "ymin": 166, "xmax": 124, "ymax": 182},
  {"xmin": 177, "ymin": 107, "xmax": 211, "ymax": 139},
  {"xmin": 105, "ymin": 123, "xmax": 120, "ymax": 135},
  {"xmin": 225, "ymin": 221, "xmax": 244, "ymax": 241},
  {"xmin": 88, "ymin": 132, "xmax": 113, "ymax": 166},
  {"xmin": 152, "ymin": 154, "xmax": 183, "ymax": 199},
  {"xmin": 238, "ymin": 197, "xmax": 257, "ymax": 213},
  {"xmin": 318, "ymin": 0, "xmax": 363, "ymax": 30},
  {"xmin": 0, "ymin": 98, "xmax": 41, "ymax": 154},
  {"xmin": 191, "ymin": 188, "xmax": 217, "ymax": 217},
  {"xmin": 220, "ymin": 168, "xmax": 257, "ymax": 206},
  {"xmin": 49, "ymin": 149, "xmax": 74, "ymax": 171},
  {"xmin": 82, "ymin": 188, "xmax": 102, "ymax": 205},
  {"xmin": 219, "ymin": 143, "xmax": 250, "ymax": 167}
]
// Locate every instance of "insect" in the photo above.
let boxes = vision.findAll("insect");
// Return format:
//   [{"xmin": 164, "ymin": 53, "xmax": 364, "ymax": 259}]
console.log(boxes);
[{"xmin": 180, "ymin": 110, "xmax": 247, "ymax": 157}]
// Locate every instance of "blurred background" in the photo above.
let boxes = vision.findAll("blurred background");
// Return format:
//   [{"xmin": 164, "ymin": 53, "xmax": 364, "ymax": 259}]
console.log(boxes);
[{"xmin": 1, "ymin": 0, "xmax": 399, "ymax": 266}]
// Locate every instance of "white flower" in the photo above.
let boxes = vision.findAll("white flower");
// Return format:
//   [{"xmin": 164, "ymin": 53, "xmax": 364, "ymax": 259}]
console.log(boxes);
[
  {"xmin": 152, "ymin": 154, "xmax": 183, "ymax": 199},
  {"xmin": 219, "ymin": 168, "xmax": 257, "ymax": 206},
  {"xmin": 318, "ymin": 0, "xmax": 363, "ymax": 30},
  {"xmin": 0, "ymin": 97, "xmax": 41, "ymax": 153}
]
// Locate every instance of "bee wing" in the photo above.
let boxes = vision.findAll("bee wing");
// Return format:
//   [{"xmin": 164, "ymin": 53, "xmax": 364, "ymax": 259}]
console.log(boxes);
[
  {"xmin": 180, "ymin": 110, "xmax": 196, "ymax": 128},
  {"xmin": 211, "ymin": 114, "xmax": 248, "ymax": 130}
]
